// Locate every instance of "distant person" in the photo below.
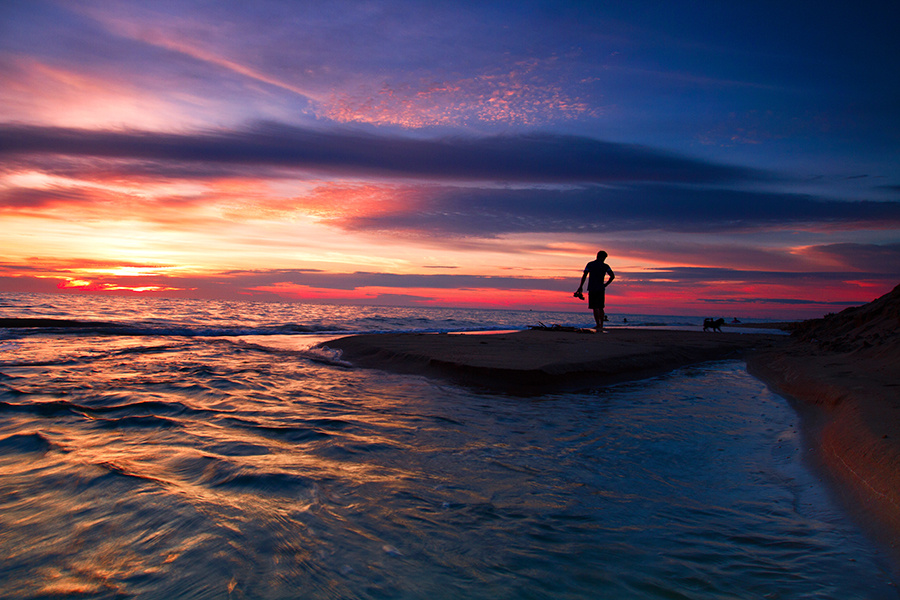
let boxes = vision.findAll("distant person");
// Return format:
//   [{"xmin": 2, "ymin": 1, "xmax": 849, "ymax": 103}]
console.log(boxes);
[{"xmin": 574, "ymin": 250, "xmax": 615, "ymax": 331}]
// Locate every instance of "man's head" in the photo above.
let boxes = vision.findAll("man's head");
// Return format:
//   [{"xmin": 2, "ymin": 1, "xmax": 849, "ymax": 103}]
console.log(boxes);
[{"xmin": 597, "ymin": 251, "xmax": 608, "ymax": 260}]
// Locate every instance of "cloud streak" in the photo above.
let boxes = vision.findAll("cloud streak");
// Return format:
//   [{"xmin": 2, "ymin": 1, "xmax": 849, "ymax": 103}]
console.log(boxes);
[
  {"xmin": 313, "ymin": 184, "xmax": 900, "ymax": 236},
  {"xmin": 2, "ymin": 261, "xmax": 890, "ymax": 294},
  {"xmin": 0, "ymin": 122, "xmax": 756, "ymax": 184}
]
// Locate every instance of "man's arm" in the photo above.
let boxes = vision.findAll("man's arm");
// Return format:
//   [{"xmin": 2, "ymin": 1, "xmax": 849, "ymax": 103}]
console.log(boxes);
[
  {"xmin": 605, "ymin": 268, "xmax": 615, "ymax": 287},
  {"xmin": 574, "ymin": 268, "xmax": 589, "ymax": 299}
]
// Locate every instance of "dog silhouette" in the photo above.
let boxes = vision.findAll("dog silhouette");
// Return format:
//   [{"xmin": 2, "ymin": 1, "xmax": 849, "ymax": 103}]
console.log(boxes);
[{"xmin": 703, "ymin": 318, "xmax": 725, "ymax": 332}]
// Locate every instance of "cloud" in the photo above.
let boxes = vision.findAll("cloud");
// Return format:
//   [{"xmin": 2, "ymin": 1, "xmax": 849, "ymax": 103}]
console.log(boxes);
[
  {"xmin": 326, "ymin": 184, "xmax": 900, "ymax": 236},
  {"xmin": 6, "ymin": 159, "xmax": 897, "ymax": 240},
  {"xmin": 796, "ymin": 243, "xmax": 900, "ymax": 274},
  {"xmin": 0, "ymin": 122, "xmax": 756, "ymax": 184},
  {"xmin": 322, "ymin": 57, "xmax": 601, "ymax": 128},
  {"xmin": 635, "ymin": 266, "xmax": 890, "ymax": 282},
  {"xmin": 220, "ymin": 269, "xmax": 571, "ymax": 292},
  {"xmin": 0, "ymin": 185, "xmax": 98, "ymax": 209},
  {"xmin": 699, "ymin": 297, "xmax": 858, "ymax": 306}
]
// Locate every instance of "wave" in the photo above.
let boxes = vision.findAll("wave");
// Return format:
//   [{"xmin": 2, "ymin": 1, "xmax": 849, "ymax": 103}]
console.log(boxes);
[
  {"xmin": 0, "ymin": 399, "xmax": 93, "ymax": 417},
  {"xmin": 230, "ymin": 338, "xmax": 356, "ymax": 368},
  {"xmin": 2, "ymin": 305, "xmax": 760, "ymax": 341},
  {"xmin": 117, "ymin": 323, "xmax": 356, "ymax": 337},
  {"xmin": 0, "ymin": 316, "xmax": 356, "ymax": 337},
  {"xmin": 1, "ymin": 319, "xmax": 718, "ymax": 339},
  {"xmin": 203, "ymin": 440, "xmax": 272, "ymax": 456},
  {"xmin": 210, "ymin": 469, "xmax": 318, "ymax": 497},
  {"xmin": 0, "ymin": 398, "xmax": 207, "ymax": 424},
  {"xmin": 0, "ymin": 317, "xmax": 121, "ymax": 329},
  {"xmin": 90, "ymin": 399, "xmax": 199, "ymax": 416},
  {"xmin": 90, "ymin": 414, "xmax": 183, "ymax": 430},
  {"xmin": 1, "ymin": 309, "xmax": 539, "ymax": 338},
  {"xmin": 165, "ymin": 453, "xmax": 319, "ymax": 498},
  {"xmin": 218, "ymin": 416, "xmax": 334, "ymax": 444},
  {"xmin": 0, "ymin": 431, "xmax": 53, "ymax": 454}
]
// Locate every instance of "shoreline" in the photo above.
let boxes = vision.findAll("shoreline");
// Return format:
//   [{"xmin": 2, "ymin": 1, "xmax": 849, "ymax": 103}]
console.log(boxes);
[
  {"xmin": 746, "ymin": 283, "xmax": 900, "ymax": 570},
  {"xmin": 747, "ymin": 343, "xmax": 900, "ymax": 568}
]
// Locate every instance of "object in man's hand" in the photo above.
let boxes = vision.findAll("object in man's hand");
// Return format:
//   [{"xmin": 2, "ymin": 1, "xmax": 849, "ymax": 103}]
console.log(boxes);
[{"xmin": 574, "ymin": 290, "xmax": 584, "ymax": 300}]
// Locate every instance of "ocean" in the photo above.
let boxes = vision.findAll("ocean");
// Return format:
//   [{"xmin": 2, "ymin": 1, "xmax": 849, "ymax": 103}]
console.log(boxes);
[{"xmin": 0, "ymin": 292, "xmax": 895, "ymax": 599}]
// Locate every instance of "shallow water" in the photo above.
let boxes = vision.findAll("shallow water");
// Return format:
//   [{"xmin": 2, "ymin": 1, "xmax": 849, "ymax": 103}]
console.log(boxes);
[{"xmin": 0, "ymin": 294, "xmax": 896, "ymax": 598}]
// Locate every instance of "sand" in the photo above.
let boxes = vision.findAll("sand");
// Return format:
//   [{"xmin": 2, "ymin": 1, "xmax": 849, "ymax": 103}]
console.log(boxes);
[
  {"xmin": 747, "ymin": 284, "xmax": 900, "ymax": 561},
  {"xmin": 321, "ymin": 328, "xmax": 785, "ymax": 394}
]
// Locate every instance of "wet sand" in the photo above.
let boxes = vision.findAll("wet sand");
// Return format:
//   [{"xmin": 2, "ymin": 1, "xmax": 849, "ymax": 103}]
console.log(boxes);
[
  {"xmin": 321, "ymin": 328, "xmax": 785, "ymax": 394},
  {"xmin": 747, "ymin": 285, "xmax": 900, "ymax": 563},
  {"xmin": 748, "ymin": 344, "xmax": 900, "ymax": 540}
]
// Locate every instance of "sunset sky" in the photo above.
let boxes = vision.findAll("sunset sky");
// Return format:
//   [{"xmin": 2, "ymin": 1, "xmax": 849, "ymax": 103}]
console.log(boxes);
[{"xmin": 2, "ymin": 1, "xmax": 898, "ymax": 318}]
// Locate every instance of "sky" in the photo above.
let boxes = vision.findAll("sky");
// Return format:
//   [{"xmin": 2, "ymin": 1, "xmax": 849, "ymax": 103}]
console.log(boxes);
[{"xmin": 1, "ymin": 0, "xmax": 899, "ymax": 318}]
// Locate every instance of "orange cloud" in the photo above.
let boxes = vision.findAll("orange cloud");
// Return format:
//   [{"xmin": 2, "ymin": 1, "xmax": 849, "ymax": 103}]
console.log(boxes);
[
  {"xmin": 56, "ymin": 278, "xmax": 190, "ymax": 293},
  {"xmin": 290, "ymin": 183, "xmax": 423, "ymax": 221}
]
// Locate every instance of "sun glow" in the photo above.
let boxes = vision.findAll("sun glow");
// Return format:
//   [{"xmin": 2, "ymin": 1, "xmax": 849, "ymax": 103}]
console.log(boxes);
[{"xmin": 56, "ymin": 278, "xmax": 190, "ymax": 293}]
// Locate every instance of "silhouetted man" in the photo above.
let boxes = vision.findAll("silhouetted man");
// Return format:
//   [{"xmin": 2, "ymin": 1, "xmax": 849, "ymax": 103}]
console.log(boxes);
[{"xmin": 575, "ymin": 251, "xmax": 615, "ymax": 331}]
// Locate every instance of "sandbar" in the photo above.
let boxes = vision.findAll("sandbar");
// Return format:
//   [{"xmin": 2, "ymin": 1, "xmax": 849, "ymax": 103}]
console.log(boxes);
[{"xmin": 321, "ymin": 328, "xmax": 785, "ymax": 394}]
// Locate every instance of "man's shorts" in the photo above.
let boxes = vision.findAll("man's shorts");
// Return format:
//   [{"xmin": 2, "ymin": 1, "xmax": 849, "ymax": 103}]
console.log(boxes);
[{"xmin": 588, "ymin": 291, "xmax": 605, "ymax": 309}]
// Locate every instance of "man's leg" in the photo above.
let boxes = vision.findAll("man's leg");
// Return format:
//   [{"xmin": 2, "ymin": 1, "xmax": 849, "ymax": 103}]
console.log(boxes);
[{"xmin": 593, "ymin": 308, "xmax": 604, "ymax": 330}]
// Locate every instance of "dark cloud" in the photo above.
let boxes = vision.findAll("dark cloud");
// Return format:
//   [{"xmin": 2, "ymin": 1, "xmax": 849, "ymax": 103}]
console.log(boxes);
[
  {"xmin": 638, "ymin": 267, "xmax": 893, "ymax": 283},
  {"xmin": 700, "ymin": 297, "xmax": 858, "ymax": 306},
  {"xmin": 234, "ymin": 267, "xmax": 898, "ymax": 293},
  {"xmin": 220, "ymin": 268, "xmax": 571, "ymax": 292},
  {"xmin": 0, "ymin": 186, "xmax": 96, "ymax": 208},
  {"xmin": 0, "ymin": 122, "xmax": 757, "ymax": 184},
  {"xmin": 799, "ymin": 243, "xmax": 900, "ymax": 274},
  {"xmin": 876, "ymin": 184, "xmax": 900, "ymax": 195},
  {"xmin": 0, "ymin": 154, "xmax": 286, "ymax": 182},
  {"xmin": 336, "ymin": 185, "xmax": 900, "ymax": 235}
]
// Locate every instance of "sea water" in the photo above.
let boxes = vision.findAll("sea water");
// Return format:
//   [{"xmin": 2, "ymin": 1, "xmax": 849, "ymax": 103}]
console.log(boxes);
[{"xmin": 0, "ymin": 293, "xmax": 895, "ymax": 599}]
